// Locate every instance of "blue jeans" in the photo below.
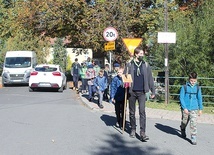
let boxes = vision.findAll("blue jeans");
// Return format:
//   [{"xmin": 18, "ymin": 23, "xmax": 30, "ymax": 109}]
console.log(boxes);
[
  {"xmin": 72, "ymin": 74, "xmax": 79, "ymax": 89},
  {"xmin": 88, "ymin": 85, "xmax": 96, "ymax": 99},
  {"xmin": 129, "ymin": 91, "xmax": 146, "ymax": 133},
  {"xmin": 98, "ymin": 90, "xmax": 104, "ymax": 105}
]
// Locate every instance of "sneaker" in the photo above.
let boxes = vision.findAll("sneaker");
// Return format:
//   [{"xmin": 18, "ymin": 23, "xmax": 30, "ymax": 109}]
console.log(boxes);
[
  {"xmin": 99, "ymin": 104, "xmax": 104, "ymax": 109},
  {"xmin": 180, "ymin": 126, "xmax": 186, "ymax": 138},
  {"xmin": 88, "ymin": 98, "xmax": 92, "ymax": 102},
  {"xmin": 129, "ymin": 130, "xmax": 136, "ymax": 138},
  {"xmin": 140, "ymin": 133, "xmax": 149, "ymax": 141},
  {"xmin": 115, "ymin": 122, "xmax": 120, "ymax": 128},
  {"xmin": 191, "ymin": 135, "xmax": 197, "ymax": 145}
]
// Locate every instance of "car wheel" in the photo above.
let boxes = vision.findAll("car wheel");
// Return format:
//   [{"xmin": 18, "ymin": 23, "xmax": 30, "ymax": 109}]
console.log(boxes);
[
  {"xmin": 63, "ymin": 82, "xmax": 67, "ymax": 90},
  {"xmin": 29, "ymin": 87, "xmax": 34, "ymax": 92},
  {"xmin": 2, "ymin": 80, "xmax": 6, "ymax": 87},
  {"xmin": 58, "ymin": 86, "xmax": 63, "ymax": 92}
]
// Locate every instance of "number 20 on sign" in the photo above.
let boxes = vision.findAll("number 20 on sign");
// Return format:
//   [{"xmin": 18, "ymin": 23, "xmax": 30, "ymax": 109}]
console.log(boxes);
[{"xmin": 103, "ymin": 27, "xmax": 118, "ymax": 42}]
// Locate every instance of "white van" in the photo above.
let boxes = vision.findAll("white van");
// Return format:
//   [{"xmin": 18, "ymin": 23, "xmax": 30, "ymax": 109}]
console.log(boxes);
[{"xmin": 1, "ymin": 51, "xmax": 37, "ymax": 86}]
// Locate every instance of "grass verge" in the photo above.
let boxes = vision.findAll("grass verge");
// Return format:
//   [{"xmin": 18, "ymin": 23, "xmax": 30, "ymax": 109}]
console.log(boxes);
[{"xmin": 146, "ymin": 100, "xmax": 214, "ymax": 115}]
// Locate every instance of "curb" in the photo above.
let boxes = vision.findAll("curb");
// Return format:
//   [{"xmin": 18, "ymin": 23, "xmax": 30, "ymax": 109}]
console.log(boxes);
[
  {"xmin": 78, "ymin": 92, "xmax": 214, "ymax": 125},
  {"xmin": 79, "ymin": 92, "xmax": 115, "ymax": 113}
]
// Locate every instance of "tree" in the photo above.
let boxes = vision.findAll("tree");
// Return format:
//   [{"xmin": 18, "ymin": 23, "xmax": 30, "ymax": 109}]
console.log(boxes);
[
  {"xmin": 0, "ymin": 0, "xmax": 50, "ymax": 65},
  {"xmin": 151, "ymin": 1, "xmax": 214, "ymax": 102},
  {"xmin": 52, "ymin": 38, "xmax": 67, "ymax": 71},
  {"xmin": 1, "ymin": 0, "xmax": 213, "ymax": 81}
]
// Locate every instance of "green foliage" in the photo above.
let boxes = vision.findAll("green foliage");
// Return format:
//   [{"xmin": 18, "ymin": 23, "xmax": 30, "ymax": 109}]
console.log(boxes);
[
  {"xmin": 66, "ymin": 55, "xmax": 72, "ymax": 72},
  {"xmin": 0, "ymin": 0, "xmax": 213, "ymax": 103},
  {"xmin": 0, "ymin": 0, "xmax": 50, "ymax": 65},
  {"xmin": 169, "ymin": 1, "xmax": 214, "ymax": 100},
  {"xmin": 52, "ymin": 38, "xmax": 67, "ymax": 71},
  {"xmin": 65, "ymin": 55, "xmax": 72, "ymax": 81}
]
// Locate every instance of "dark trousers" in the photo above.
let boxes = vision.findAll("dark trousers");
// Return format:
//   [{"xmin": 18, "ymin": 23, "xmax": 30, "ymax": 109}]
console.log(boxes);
[
  {"xmin": 115, "ymin": 100, "xmax": 125, "ymax": 126},
  {"xmin": 73, "ymin": 74, "xmax": 79, "ymax": 89},
  {"xmin": 129, "ymin": 91, "xmax": 146, "ymax": 133},
  {"xmin": 103, "ymin": 86, "xmax": 109, "ymax": 100},
  {"xmin": 81, "ymin": 78, "xmax": 87, "ymax": 91}
]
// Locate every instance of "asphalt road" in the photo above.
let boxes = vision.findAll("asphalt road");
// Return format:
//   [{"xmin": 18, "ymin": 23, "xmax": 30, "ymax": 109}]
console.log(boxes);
[{"xmin": 0, "ymin": 86, "xmax": 213, "ymax": 155}]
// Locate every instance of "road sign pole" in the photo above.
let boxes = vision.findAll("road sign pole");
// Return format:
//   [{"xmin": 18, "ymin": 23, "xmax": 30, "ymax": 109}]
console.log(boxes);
[
  {"xmin": 109, "ymin": 51, "xmax": 112, "ymax": 72},
  {"xmin": 103, "ymin": 27, "xmax": 117, "ymax": 72},
  {"xmin": 164, "ymin": 0, "xmax": 169, "ymax": 105}
]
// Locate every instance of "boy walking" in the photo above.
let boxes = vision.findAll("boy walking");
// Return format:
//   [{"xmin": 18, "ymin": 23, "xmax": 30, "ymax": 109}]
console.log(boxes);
[
  {"xmin": 86, "ymin": 64, "xmax": 96, "ymax": 102},
  {"xmin": 94, "ymin": 69, "xmax": 107, "ymax": 109},
  {"xmin": 179, "ymin": 72, "xmax": 203, "ymax": 145},
  {"xmin": 80, "ymin": 63, "xmax": 88, "ymax": 94},
  {"xmin": 71, "ymin": 58, "xmax": 81, "ymax": 91},
  {"xmin": 103, "ymin": 64, "xmax": 110, "ymax": 101},
  {"xmin": 110, "ymin": 68, "xmax": 126, "ymax": 128}
]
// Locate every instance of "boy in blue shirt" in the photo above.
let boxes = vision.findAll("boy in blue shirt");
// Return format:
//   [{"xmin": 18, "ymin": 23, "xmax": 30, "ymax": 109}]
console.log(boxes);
[
  {"xmin": 94, "ymin": 69, "xmax": 107, "ymax": 109},
  {"xmin": 179, "ymin": 72, "xmax": 203, "ymax": 145},
  {"xmin": 110, "ymin": 67, "xmax": 126, "ymax": 128}
]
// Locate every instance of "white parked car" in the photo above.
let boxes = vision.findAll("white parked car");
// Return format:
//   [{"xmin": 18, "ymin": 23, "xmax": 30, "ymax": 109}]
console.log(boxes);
[{"xmin": 29, "ymin": 64, "xmax": 67, "ymax": 92}]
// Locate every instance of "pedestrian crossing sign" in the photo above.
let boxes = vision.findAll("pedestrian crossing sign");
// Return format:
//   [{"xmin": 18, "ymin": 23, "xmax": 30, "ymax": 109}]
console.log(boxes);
[{"xmin": 122, "ymin": 38, "xmax": 142, "ymax": 56}]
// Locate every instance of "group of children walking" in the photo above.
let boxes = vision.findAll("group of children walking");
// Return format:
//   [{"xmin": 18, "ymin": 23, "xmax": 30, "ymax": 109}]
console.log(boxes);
[
  {"xmin": 71, "ymin": 57, "xmax": 203, "ymax": 145},
  {"xmin": 85, "ymin": 63, "xmax": 122, "ymax": 109},
  {"xmin": 71, "ymin": 58, "xmax": 123, "ymax": 109}
]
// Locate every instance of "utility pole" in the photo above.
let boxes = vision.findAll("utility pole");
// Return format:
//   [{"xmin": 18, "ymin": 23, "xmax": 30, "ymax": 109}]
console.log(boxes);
[{"xmin": 164, "ymin": 0, "xmax": 169, "ymax": 105}]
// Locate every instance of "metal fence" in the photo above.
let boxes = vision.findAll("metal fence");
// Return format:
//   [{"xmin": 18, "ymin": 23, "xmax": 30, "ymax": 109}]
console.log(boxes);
[{"xmin": 154, "ymin": 76, "xmax": 214, "ymax": 105}]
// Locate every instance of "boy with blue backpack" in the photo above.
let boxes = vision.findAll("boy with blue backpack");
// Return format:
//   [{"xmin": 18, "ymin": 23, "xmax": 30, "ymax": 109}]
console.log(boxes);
[{"xmin": 179, "ymin": 72, "xmax": 203, "ymax": 145}]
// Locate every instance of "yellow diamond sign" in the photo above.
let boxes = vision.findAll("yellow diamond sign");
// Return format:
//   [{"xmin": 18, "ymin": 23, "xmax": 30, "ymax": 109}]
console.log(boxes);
[{"xmin": 122, "ymin": 38, "xmax": 142, "ymax": 56}]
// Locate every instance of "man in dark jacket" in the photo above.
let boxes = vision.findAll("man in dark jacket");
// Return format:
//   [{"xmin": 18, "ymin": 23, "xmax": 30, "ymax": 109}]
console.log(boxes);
[
  {"xmin": 71, "ymin": 58, "xmax": 81, "ymax": 91},
  {"xmin": 125, "ymin": 47, "xmax": 155, "ymax": 141}
]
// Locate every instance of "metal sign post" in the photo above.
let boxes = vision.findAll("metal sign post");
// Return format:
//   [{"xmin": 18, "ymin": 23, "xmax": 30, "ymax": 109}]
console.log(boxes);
[
  {"xmin": 109, "ymin": 51, "xmax": 112, "ymax": 72},
  {"xmin": 157, "ymin": 1, "xmax": 176, "ymax": 104},
  {"xmin": 103, "ymin": 27, "xmax": 118, "ymax": 72},
  {"xmin": 104, "ymin": 42, "xmax": 115, "ymax": 72},
  {"xmin": 164, "ymin": 0, "xmax": 169, "ymax": 105}
]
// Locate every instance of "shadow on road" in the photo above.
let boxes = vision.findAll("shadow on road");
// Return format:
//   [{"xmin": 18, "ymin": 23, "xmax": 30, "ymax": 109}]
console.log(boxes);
[
  {"xmin": 100, "ymin": 114, "xmax": 116, "ymax": 126},
  {"xmin": 89, "ymin": 132, "xmax": 174, "ymax": 155},
  {"xmin": 155, "ymin": 123, "xmax": 180, "ymax": 136},
  {"xmin": 155, "ymin": 123, "xmax": 192, "ymax": 144},
  {"xmin": 100, "ymin": 114, "xmax": 149, "ymax": 142}
]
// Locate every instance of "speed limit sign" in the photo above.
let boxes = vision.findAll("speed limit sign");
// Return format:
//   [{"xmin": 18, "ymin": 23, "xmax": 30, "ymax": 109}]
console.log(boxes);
[{"xmin": 103, "ymin": 27, "xmax": 118, "ymax": 42}]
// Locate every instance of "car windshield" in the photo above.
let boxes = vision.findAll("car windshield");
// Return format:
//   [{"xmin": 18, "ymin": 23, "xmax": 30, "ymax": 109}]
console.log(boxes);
[
  {"xmin": 5, "ymin": 57, "xmax": 31, "ymax": 68},
  {"xmin": 35, "ymin": 66, "xmax": 57, "ymax": 72}
]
